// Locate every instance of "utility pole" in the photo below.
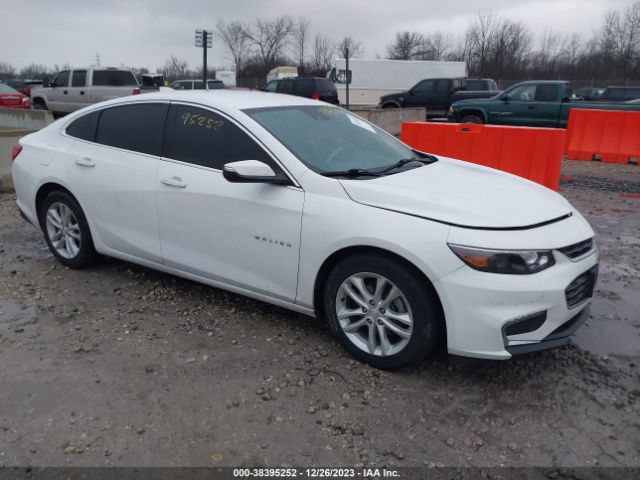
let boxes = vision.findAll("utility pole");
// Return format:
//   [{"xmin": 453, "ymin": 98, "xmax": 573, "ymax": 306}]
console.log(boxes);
[{"xmin": 345, "ymin": 46, "xmax": 350, "ymax": 110}]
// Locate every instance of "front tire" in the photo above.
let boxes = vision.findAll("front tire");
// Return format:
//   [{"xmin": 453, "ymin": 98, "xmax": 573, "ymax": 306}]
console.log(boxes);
[
  {"xmin": 460, "ymin": 114, "xmax": 484, "ymax": 124},
  {"xmin": 40, "ymin": 190, "xmax": 98, "ymax": 269},
  {"xmin": 323, "ymin": 254, "xmax": 442, "ymax": 369}
]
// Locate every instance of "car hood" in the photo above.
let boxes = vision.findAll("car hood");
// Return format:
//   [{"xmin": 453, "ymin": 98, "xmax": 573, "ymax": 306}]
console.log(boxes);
[
  {"xmin": 339, "ymin": 157, "xmax": 573, "ymax": 229},
  {"xmin": 380, "ymin": 91, "xmax": 407, "ymax": 101}
]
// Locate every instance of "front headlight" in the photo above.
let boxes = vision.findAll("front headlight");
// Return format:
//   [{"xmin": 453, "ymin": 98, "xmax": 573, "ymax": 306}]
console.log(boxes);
[{"xmin": 448, "ymin": 244, "xmax": 555, "ymax": 274}]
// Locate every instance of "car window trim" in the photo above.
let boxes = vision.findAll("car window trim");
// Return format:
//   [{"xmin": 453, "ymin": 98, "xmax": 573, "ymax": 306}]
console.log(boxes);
[{"xmin": 163, "ymin": 100, "xmax": 301, "ymax": 188}]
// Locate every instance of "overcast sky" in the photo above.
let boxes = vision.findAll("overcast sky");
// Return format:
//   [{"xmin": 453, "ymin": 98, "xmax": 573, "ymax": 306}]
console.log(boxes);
[{"xmin": 2, "ymin": 0, "xmax": 633, "ymax": 72}]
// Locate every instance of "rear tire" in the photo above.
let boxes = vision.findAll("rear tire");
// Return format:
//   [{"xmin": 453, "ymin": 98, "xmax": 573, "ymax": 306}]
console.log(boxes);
[
  {"xmin": 39, "ymin": 190, "xmax": 98, "ymax": 269},
  {"xmin": 323, "ymin": 254, "xmax": 442, "ymax": 369},
  {"xmin": 32, "ymin": 99, "xmax": 47, "ymax": 110},
  {"xmin": 460, "ymin": 114, "xmax": 484, "ymax": 124}
]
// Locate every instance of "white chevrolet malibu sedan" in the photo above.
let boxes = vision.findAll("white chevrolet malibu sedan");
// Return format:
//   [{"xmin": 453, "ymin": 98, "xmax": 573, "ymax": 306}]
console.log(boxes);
[{"xmin": 11, "ymin": 90, "xmax": 598, "ymax": 369}]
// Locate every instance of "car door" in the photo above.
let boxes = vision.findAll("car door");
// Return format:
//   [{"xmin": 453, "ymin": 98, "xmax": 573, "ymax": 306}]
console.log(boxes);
[
  {"xmin": 65, "ymin": 102, "xmax": 168, "ymax": 263},
  {"xmin": 430, "ymin": 79, "xmax": 452, "ymax": 117},
  {"xmin": 531, "ymin": 84, "xmax": 562, "ymax": 127},
  {"xmin": 277, "ymin": 79, "xmax": 295, "ymax": 96},
  {"xmin": 488, "ymin": 83, "xmax": 537, "ymax": 126},
  {"xmin": 155, "ymin": 103, "xmax": 304, "ymax": 302},
  {"xmin": 48, "ymin": 70, "xmax": 71, "ymax": 112},
  {"xmin": 66, "ymin": 69, "xmax": 88, "ymax": 110}
]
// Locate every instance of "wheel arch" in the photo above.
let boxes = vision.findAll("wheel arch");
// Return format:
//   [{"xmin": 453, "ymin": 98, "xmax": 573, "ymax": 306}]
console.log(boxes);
[
  {"xmin": 31, "ymin": 95, "xmax": 48, "ymax": 108},
  {"xmin": 381, "ymin": 101, "xmax": 401, "ymax": 109},
  {"xmin": 35, "ymin": 182, "xmax": 78, "ymax": 229},
  {"xmin": 458, "ymin": 109, "xmax": 486, "ymax": 123},
  {"xmin": 312, "ymin": 245, "xmax": 446, "ymax": 341}
]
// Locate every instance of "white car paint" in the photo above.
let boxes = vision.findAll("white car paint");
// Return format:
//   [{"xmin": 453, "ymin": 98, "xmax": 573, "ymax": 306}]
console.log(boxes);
[{"xmin": 11, "ymin": 90, "xmax": 597, "ymax": 361}]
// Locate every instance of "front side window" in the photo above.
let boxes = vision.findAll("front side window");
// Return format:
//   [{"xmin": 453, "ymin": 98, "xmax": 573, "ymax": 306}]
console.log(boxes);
[
  {"xmin": 245, "ymin": 105, "xmax": 419, "ymax": 174},
  {"xmin": 66, "ymin": 110, "xmax": 100, "ymax": 142},
  {"xmin": 54, "ymin": 70, "xmax": 70, "ymax": 87},
  {"xmin": 166, "ymin": 105, "xmax": 274, "ymax": 171},
  {"xmin": 95, "ymin": 103, "xmax": 168, "ymax": 156},
  {"xmin": 92, "ymin": 70, "xmax": 138, "ymax": 87},
  {"xmin": 507, "ymin": 84, "xmax": 536, "ymax": 101},
  {"xmin": 264, "ymin": 81, "xmax": 278, "ymax": 92},
  {"xmin": 412, "ymin": 80, "xmax": 434, "ymax": 96},
  {"xmin": 278, "ymin": 80, "xmax": 294, "ymax": 94},
  {"xmin": 71, "ymin": 70, "xmax": 86, "ymax": 87}
]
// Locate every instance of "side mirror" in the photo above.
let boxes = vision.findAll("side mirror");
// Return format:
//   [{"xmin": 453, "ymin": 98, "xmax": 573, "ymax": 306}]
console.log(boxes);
[
  {"xmin": 223, "ymin": 160, "xmax": 289, "ymax": 184},
  {"xmin": 42, "ymin": 77, "xmax": 50, "ymax": 88},
  {"xmin": 561, "ymin": 96, "xmax": 571, "ymax": 103},
  {"xmin": 501, "ymin": 94, "xmax": 510, "ymax": 102}
]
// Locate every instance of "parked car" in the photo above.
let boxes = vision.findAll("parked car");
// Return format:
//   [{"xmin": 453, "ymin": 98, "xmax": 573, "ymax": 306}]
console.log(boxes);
[
  {"xmin": 11, "ymin": 90, "xmax": 598, "ymax": 369},
  {"xmin": 263, "ymin": 77, "xmax": 339, "ymax": 104},
  {"xmin": 379, "ymin": 77, "xmax": 498, "ymax": 118},
  {"xmin": 6, "ymin": 79, "xmax": 43, "ymax": 98},
  {"xmin": 448, "ymin": 80, "xmax": 640, "ymax": 127},
  {"xmin": 140, "ymin": 74, "xmax": 165, "ymax": 91},
  {"xmin": 30, "ymin": 67, "xmax": 140, "ymax": 114},
  {"xmin": 574, "ymin": 87, "xmax": 605, "ymax": 100},
  {"xmin": 169, "ymin": 79, "xmax": 225, "ymax": 90},
  {"xmin": 0, "ymin": 83, "xmax": 32, "ymax": 109},
  {"xmin": 597, "ymin": 86, "xmax": 640, "ymax": 102}
]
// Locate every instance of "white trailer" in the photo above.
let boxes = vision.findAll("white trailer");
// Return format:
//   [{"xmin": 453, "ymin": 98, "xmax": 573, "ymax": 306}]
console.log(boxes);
[
  {"xmin": 216, "ymin": 70, "xmax": 237, "ymax": 88},
  {"xmin": 327, "ymin": 59, "xmax": 467, "ymax": 106}
]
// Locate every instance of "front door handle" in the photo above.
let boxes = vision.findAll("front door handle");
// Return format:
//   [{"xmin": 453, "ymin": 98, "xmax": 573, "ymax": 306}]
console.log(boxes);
[
  {"xmin": 161, "ymin": 176, "xmax": 187, "ymax": 188},
  {"xmin": 80, "ymin": 91, "xmax": 85, "ymax": 95},
  {"xmin": 75, "ymin": 157, "xmax": 95, "ymax": 167},
  {"xmin": 63, "ymin": 90, "xmax": 68, "ymax": 95}
]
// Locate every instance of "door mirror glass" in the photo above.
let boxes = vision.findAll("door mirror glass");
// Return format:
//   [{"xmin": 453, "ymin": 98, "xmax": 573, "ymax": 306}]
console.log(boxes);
[
  {"xmin": 501, "ymin": 94, "xmax": 510, "ymax": 101},
  {"xmin": 223, "ymin": 160, "xmax": 287, "ymax": 184}
]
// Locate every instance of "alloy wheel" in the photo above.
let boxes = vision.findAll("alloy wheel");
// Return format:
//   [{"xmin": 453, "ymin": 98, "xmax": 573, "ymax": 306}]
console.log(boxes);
[{"xmin": 45, "ymin": 202, "xmax": 81, "ymax": 259}]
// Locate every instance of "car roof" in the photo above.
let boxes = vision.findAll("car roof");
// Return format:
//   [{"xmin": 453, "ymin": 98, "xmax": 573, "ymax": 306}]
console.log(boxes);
[{"xmin": 78, "ymin": 89, "xmax": 326, "ymax": 114}]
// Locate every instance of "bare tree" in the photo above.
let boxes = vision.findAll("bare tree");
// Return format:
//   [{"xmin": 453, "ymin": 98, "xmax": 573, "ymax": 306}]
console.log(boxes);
[
  {"xmin": 159, "ymin": 54, "xmax": 188, "ymax": 81},
  {"xmin": 337, "ymin": 36, "xmax": 363, "ymax": 59},
  {"xmin": 424, "ymin": 32, "xmax": 453, "ymax": 60},
  {"xmin": 243, "ymin": 16, "xmax": 295, "ymax": 71},
  {"xmin": 292, "ymin": 17, "xmax": 311, "ymax": 70},
  {"xmin": 0, "ymin": 62, "xmax": 16, "ymax": 81},
  {"xmin": 386, "ymin": 31, "xmax": 425, "ymax": 60},
  {"xmin": 19, "ymin": 63, "xmax": 50, "ymax": 79},
  {"xmin": 309, "ymin": 34, "xmax": 334, "ymax": 74},
  {"xmin": 216, "ymin": 19, "xmax": 250, "ymax": 72}
]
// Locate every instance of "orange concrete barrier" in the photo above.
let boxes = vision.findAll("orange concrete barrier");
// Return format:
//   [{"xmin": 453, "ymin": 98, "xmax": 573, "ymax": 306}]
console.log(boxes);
[
  {"xmin": 565, "ymin": 109, "xmax": 640, "ymax": 164},
  {"xmin": 401, "ymin": 122, "xmax": 565, "ymax": 191}
]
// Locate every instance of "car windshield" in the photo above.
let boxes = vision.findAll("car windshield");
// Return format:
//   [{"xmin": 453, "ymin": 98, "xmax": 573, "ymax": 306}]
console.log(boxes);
[
  {"xmin": 0, "ymin": 84, "xmax": 18, "ymax": 93},
  {"xmin": 244, "ymin": 105, "xmax": 427, "ymax": 175}
]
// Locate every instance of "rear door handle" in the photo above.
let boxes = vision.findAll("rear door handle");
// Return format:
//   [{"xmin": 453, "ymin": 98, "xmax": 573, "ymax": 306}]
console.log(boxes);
[
  {"xmin": 161, "ymin": 176, "xmax": 187, "ymax": 188},
  {"xmin": 75, "ymin": 157, "xmax": 95, "ymax": 167}
]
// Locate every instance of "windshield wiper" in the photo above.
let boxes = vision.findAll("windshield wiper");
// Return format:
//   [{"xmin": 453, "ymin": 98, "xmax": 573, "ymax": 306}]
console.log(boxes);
[
  {"xmin": 321, "ymin": 168, "xmax": 382, "ymax": 178},
  {"xmin": 376, "ymin": 158, "xmax": 428, "ymax": 175}
]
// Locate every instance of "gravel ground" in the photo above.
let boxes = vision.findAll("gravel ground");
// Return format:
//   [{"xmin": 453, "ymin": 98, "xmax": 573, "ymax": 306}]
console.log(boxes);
[{"xmin": 0, "ymin": 160, "xmax": 638, "ymax": 470}]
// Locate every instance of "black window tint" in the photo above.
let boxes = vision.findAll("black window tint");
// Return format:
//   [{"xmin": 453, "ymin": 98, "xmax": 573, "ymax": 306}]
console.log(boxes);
[
  {"xmin": 625, "ymin": 88, "xmax": 640, "ymax": 99},
  {"xmin": 279, "ymin": 80, "xmax": 294, "ymax": 94},
  {"xmin": 54, "ymin": 70, "xmax": 70, "ymax": 87},
  {"xmin": 412, "ymin": 80, "xmax": 434, "ymax": 95},
  {"xmin": 316, "ymin": 78, "xmax": 337, "ymax": 93},
  {"xmin": 72, "ymin": 70, "xmax": 86, "ymax": 87},
  {"xmin": 465, "ymin": 80, "xmax": 483, "ymax": 90},
  {"xmin": 295, "ymin": 79, "xmax": 315, "ymax": 95},
  {"xmin": 168, "ymin": 105, "xmax": 274, "ymax": 170},
  {"xmin": 194, "ymin": 81, "xmax": 205, "ymax": 90},
  {"xmin": 535, "ymin": 84, "xmax": 559, "ymax": 102},
  {"xmin": 92, "ymin": 70, "xmax": 138, "ymax": 86},
  {"xmin": 96, "ymin": 103, "xmax": 168, "ymax": 155},
  {"xmin": 66, "ymin": 110, "xmax": 100, "ymax": 142}
]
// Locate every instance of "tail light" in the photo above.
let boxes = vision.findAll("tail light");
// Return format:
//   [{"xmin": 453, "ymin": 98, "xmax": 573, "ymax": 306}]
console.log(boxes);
[
  {"xmin": 11, "ymin": 144, "xmax": 23, "ymax": 162},
  {"xmin": 311, "ymin": 92, "xmax": 320, "ymax": 100},
  {"xmin": 132, "ymin": 88, "xmax": 141, "ymax": 95}
]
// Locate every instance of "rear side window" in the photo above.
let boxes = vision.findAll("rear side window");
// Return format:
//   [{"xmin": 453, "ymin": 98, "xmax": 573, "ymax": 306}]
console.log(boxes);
[
  {"xmin": 625, "ymin": 88, "xmax": 640, "ymax": 100},
  {"xmin": 295, "ymin": 79, "xmax": 315, "ymax": 95},
  {"xmin": 95, "ymin": 103, "xmax": 168, "ymax": 155},
  {"xmin": 66, "ymin": 110, "xmax": 100, "ymax": 142},
  {"xmin": 194, "ymin": 81, "xmax": 205, "ymax": 90},
  {"xmin": 72, "ymin": 70, "xmax": 86, "ymax": 87},
  {"xmin": 603, "ymin": 88, "xmax": 625, "ymax": 100},
  {"xmin": 92, "ymin": 70, "xmax": 138, "ymax": 87},
  {"xmin": 535, "ymin": 84, "xmax": 559, "ymax": 102},
  {"xmin": 278, "ymin": 80, "xmax": 294, "ymax": 94},
  {"xmin": 166, "ymin": 104, "xmax": 274, "ymax": 170},
  {"xmin": 315, "ymin": 79, "xmax": 336, "ymax": 93}
]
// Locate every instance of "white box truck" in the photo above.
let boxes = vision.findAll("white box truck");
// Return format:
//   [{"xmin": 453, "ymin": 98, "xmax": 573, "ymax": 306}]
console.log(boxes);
[
  {"xmin": 326, "ymin": 59, "xmax": 467, "ymax": 106},
  {"xmin": 266, "ymin": 66, "xmax": 298, "ymax": 83}
]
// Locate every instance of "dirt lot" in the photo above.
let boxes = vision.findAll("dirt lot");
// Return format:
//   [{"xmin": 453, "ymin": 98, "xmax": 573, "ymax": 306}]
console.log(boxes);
[{"xmin": 0, "ymin": 160, "xmax": 638, "ymax": 471}]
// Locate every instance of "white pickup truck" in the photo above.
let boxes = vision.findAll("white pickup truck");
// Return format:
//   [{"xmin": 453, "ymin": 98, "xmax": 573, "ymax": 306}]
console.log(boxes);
[{"xmin": 31, "ymin": 67, "xmax": 140, "ymax": 114}]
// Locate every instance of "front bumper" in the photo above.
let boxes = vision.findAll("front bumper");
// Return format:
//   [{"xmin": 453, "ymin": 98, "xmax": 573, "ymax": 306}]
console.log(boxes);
[{"xmin": 434, "ymin": 249, "xmax": 598, "ymax": 360}]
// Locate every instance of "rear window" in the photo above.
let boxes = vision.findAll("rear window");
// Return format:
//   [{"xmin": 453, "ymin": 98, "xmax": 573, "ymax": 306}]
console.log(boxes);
[
  {"xmin": 92, "ymin": 70, "xmax": 138, "ymax": 87},
  {"xmin": 603, "ymin": 88, "xmax": 626, "ymax": 100},
  {"xmin": 95, "ymin": 103, "xmax": 168, "ymax": 155},
  {"xmin": 66, "ymin": 110, "xmax": 100, "ymax": 142}
]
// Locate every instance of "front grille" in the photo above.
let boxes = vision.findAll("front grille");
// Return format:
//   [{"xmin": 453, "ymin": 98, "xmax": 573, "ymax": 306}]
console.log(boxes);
[
  {"xmin": 565, "ymin": 266, "xmax": 598, "ymax": 309},
  {"xmin": 558, "ymin": 238, "xmax": 594, "ymax": 259}
]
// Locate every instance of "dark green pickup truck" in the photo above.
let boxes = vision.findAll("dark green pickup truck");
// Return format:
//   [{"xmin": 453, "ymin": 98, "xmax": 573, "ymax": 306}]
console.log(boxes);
[{"xmin": 448, "ymin": 80, "xmax": 640, "ymax": 128}]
